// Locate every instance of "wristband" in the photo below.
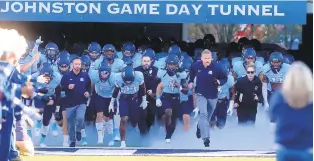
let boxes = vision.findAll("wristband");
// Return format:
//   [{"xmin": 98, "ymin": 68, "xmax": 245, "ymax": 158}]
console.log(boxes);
[{"xmin": 156, "ymin": 94, "xmax": 161, "ymax": 99}]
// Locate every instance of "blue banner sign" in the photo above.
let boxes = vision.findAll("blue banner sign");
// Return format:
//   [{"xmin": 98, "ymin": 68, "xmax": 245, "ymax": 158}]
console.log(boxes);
[{"xmin": 0, "ymin": 0, "xmax": 307, "ymax": 24}]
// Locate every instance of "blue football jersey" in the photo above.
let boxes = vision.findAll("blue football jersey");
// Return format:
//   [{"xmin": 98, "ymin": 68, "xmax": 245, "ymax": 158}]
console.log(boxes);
[
  {"xmin": 31, "ymin": 71, "xmax": 61, "ymax": 96},
  {"xmin": 115, "ymin": 71, "xmax": 144, "ymax": 94},
  {"xmin": 218, "ymin": 74, "xmax": 235, "ymax": 99},
  {"xmin": 263, "ymin": 63, "xmax": 290, "ymax": 85},
  {"xmin": 94, "ymin": 58, "xmax": 125, "ymax": 73},
  {"xmin": 233, "ymin": 61, "xmax": 263, "ymax": 79},
  {"xmin": 157, "ymin": 69, "xmax": 187, "ymax": 94},
  {"xmin": 89, "ymin": 69, "xmax": 115, "ymax": 98}
]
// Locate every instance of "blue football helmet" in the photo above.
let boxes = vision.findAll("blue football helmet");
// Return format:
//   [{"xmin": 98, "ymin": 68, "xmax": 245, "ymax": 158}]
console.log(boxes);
[
  {"xmin": 194, "ymin": 48, "xmax": 203, "ymax": 60},
  {"xmin": 243, "ymin": 48, "xmax": 256, "ymax": 64},
  {"xmin": 102, "ymin": 44, "xmax": 116, "ymax": 61},
  {"xmin": 88, "ymin": 42, "xmax": 101, "ymax": 61},
  {"xmin": 165, "ymin": 54, "xmax": 180, "ymax": 76},
  {"xmin": 98, "ymin": 61, "xmax": 111, "ymax": 82},
  {"xmin": 211, "ymin": 51, "xmax": 218, "ymax": 62},
  {"xmin": 40, "ymin": 62, "xmax": 54, "ymax": 81},
  {"xmin": 122, "ymin": 66, "xmax": 135, "ymax": 85},
  {"xmin": 59, "ymin": 50, "xmax": 70, "ymax": 59},
  {"xmin": 142, "ymin": 48, "xmax": 156, "ymax": 69},
  {"xmin": 220, "ymin": 58, "xmax": 229, "ymax": 64},
  {"xmin": 122, "ymin": 42, "xmax": 136, "ymax": 58},
  {"xmin": 269, "ymin": 52, "xmax": 284, "ymax": 70},
  {"xmin": 80, "ymin": 55, "xmax": 91, "ymax": 72},
  {"xmin": 218, "ymin": 61, "xmax": 230, "ymax": 76},
  {"xmin": 168, "ymin": 45, "xmax": 182, "ymax": 59},
  {"xmin": 57, "ymin": 54, "xmax": 70, "ymax": 74},
  {"xmin": 181, "ymin": 57, "xmax": 193, "ymax": 74},
  {"xmin": 45, "ymin": 42, "xmax": 59, "ymax": 60},
  {"xmin": 122, "ymin": 56, "xmax": 133, "ymax": 66},
  {"xmin": 219, "ymin": 59, "xmax": 231, "ymax": 75}
]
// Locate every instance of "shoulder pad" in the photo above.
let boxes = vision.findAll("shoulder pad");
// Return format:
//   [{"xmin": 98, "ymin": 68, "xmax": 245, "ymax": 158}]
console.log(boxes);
[
  {"xmin": 262, "ymin": 64, "xmax": 272, "ymax": 74},
  {"xmin": 177, "ymin": 71, "xmax": 187, "ymax": 79},
  {"xmin": 233, "ymin": 61, "xmax": 242, "ymax": 66}
]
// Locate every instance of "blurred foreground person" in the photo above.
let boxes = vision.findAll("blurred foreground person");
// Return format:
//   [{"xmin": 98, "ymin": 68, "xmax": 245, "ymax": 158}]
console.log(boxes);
[
  {"xmin": 15, "ymin": 115, "xmax": 34, "ymax": 156},
  {"xmin": 269, "ymin": 61, "xmax": 313, "ymax": 161},
  {"xmin": 0, "ymin": 29, "xmax": 47, "ymax": 161}
]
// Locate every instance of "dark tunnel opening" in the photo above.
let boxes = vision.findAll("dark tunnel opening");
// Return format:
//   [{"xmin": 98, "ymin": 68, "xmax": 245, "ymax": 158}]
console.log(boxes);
[
  {"xmin": 0, "ymin": 21, "xmax": 182, "ymax": 51},
  {"xmin": 0, "ymin": 19, "xmax": 312, "ymax": 68}
]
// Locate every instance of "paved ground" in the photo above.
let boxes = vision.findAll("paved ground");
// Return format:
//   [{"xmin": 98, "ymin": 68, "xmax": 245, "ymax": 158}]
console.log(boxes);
[
  {"xmin": 34, "ymin": 147, "xmax": 276, "ymax": 157},
  {"xmin": 23, "ymin": 156, "xmax": 276, "ymax": 161},
  {"xmin": 31, "ymin": 108, "xmax": 274, "ymax": 150},
  {"xmin": 24, "ymin": 105, "xmax": 276, "ymax": 160}
]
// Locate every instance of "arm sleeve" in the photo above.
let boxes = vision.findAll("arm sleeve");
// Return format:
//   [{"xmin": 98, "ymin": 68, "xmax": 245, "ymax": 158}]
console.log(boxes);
[
  {"xmin": 50, "ymin": 73, "xmax": 62, "ymax": 89},
  {"xmin": 256, "ymin": 79, "xmax": 263, "ymax": 103},
  {"xmin": 85, "ymin": 74, "xmax": 92, "ymax": 93},
  {"xmin": 269, "ymin": 91, "xmax": 281, "ymax": 123},
  {"xmin": 60, "ymin": 75, "xmax": 69, "ymax": 91},
  {"xmin": 216, "ymin": 65, "xmax": 228, "ymax": 86},
  {"xmin": 112, "ymin": 86, "xmax": 120, "ymax": 98},
  {"xmin": 234, "ymin": 79, "xmax": 241, "ymax": 104},
  {"xmin": 55, "ymin": 85, "xmax": 62, "ymax": 106},
  {"xmin": 138, "ymin": 83, "xmax": 146, "ymax": 97},
  {"xmin": 226, "ymin": 75, "xmax": 235, "ymax": 88},
  {"xmin": 189, "ymin": 62, "xmax": 196, "ymax": 84},
  {"xmin": 262, "ymin": 82, "xmax": 268, "ymax": 104},
  {"xmin": 180, "ymin": 79, "xmax": 188, "ymax": 94}
]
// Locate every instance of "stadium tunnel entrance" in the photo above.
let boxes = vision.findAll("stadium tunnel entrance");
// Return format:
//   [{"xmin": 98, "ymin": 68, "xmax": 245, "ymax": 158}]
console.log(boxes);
[
  {"xmin": 0, "ymin": 21, "xmax": 182, "ymax": 53},
  {"xmin": 0, "ymin": 14, "xmax": 312, "ymax": 68}
]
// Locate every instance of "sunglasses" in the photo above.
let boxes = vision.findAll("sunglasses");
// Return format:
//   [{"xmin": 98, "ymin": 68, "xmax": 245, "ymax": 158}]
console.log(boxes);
[
  {"xmin": 100, "ymin": 71, "xmax": 109, "ymax": 75},
  {"xmin": 247, "ymin": 71, "xmax": 255, "ymax": 74}
]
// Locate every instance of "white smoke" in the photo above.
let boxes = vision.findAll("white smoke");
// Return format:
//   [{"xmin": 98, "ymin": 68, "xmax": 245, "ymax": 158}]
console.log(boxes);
[
  {"xmin": 32, "ymin": 106, "xmax": 274, "ymax": 150},
  {"xmin": 0, "ymin": 28, "xmax": 28, "ymax": 59},
  {"xmin": 149, "ymin": 106, "xmax": 274, "ymax": 150}
]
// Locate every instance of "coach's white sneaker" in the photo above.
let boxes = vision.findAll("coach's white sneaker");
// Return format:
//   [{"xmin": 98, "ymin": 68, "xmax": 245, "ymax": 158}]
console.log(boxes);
[
  {"xmin": 63, "ymin": 140, "xmax": 69, "ymax": 147},
  {"xmin": 120, "ymin": 141, "xmax": 126, "ymax": 148},
  {"xmin": 40, "ymin": 143, "xmax": 47, "ymax": 148},
  {"xmin": 108, "ymin": 140, "xmax": 114, "ymax": 146},
  {"xmin": 165, "ymin": 139, "xmax": 171, "ymax": 143}
]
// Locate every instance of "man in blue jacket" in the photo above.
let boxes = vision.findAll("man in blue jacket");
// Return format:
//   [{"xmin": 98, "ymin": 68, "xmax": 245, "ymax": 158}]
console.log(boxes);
[
  {"xmin": 61, "ymin": 57, "xmax": 91, "ymax": 147},
  {"xmin": 189, "ymin": 49, "xmax": 227, "ymax": 147}
]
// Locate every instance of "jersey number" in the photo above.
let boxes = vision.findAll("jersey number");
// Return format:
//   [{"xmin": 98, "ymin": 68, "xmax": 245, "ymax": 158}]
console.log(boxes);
[{"xmin": 168, "ymin": 79, "xmax": 178, "ymax": 92}]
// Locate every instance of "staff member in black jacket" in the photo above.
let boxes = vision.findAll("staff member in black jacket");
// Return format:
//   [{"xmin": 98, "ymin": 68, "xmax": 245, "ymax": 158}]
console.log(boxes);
[
  {"xmin": 233, "ymin": 62, "xmax": 262, "ymax": 125},
  {"xmin": 135, "ymin": 49, "xmax": 160, "ymax": 135},
  {"xmin": 61, "ymin": 57, "xmax": 91, "ymax": 147}
]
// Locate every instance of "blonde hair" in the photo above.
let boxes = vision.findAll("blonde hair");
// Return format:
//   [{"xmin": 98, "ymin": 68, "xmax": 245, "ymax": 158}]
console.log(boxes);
[
  {"xmin": 0, "ymin": 28, "xmax": 28, "ymax": 60},
  {"xmin": 282, "ymin": 61, "xmax": 313, "ymax": 109},
  {"xmin": 246, "ymin": 62, "xmax": 255, "ymax": 70},
  {"xmin": 201, "ymin": 49, "xmax": 211, "ymax": 56}
]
